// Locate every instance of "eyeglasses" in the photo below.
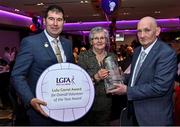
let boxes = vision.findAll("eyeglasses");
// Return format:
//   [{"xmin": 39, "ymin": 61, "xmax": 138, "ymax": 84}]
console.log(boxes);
[{"xmin": 92, "ymin": 37, "xmax": 106, "ymax": 41}]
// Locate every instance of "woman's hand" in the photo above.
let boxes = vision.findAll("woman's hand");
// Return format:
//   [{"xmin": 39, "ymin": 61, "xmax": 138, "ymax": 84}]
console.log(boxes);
[{"xmin": 94, "ymin": 68, "xmax": 109, "ymax": 82}]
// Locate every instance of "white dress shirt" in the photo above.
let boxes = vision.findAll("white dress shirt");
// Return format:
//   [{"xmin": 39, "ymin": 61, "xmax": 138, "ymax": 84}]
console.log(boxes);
[
  {"xmin": 44, "ymin": 30, "xmax": 66, "ymax": 62},
  {"xmin": 130, "ymin": 38, "xmax": 157, "ymax": 87}
]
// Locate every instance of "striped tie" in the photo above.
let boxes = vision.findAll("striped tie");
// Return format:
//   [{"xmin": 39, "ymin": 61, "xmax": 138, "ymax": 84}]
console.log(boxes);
[{"xmin": 53, "ymin": 39, "xmax": 63, "ymax": 63}]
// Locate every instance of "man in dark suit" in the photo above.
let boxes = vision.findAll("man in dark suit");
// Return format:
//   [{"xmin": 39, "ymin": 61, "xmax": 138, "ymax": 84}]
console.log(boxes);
[
  {"xmin": 109, "ymin": 16, "xmax": 177, "ymax": 126},
  {"xmin": 11, "ymin": 5, "xmax": 73, "ymax": 125}
]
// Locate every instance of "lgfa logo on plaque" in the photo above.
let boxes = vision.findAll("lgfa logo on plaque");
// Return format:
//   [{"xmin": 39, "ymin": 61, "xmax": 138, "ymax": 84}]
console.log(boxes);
[{"xmin": 56, "ymin": 75, "xmax": 75, "ymax": 85}]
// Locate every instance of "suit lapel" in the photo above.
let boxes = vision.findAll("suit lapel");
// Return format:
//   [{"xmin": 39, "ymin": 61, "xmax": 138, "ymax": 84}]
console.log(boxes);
[
  {"xmin": 60, "ymin": 37, "xmax": 67, "ymax": 56},
  {"xmin": 135, "ymin": 41, "xmax": 160, "ymax": 82},
  {"xmin": 60, "ymin": 37, "xmax": 70, "ymax": 62},
  {"xmin": 40, "ymin": 32, "xmax": 58, "ymax": 63}
]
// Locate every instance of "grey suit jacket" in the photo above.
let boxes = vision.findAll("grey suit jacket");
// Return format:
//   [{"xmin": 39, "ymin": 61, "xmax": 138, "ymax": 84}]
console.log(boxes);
[
  {"xmin": 127, "ymin": 39, "xmax": 177, "ymax": 125},
  {"xmin": 11, "ymin": 32, "xmax": 73, "ymax": 107}
]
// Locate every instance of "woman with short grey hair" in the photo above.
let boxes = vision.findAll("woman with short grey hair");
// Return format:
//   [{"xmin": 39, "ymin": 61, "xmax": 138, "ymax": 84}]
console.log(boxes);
[{"xmin": 78, "ymin": 26, "xmax": 117, "ymax": 125}]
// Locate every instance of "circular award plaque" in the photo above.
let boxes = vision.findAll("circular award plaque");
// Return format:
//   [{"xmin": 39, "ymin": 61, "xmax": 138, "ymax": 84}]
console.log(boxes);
[{"xmin": 36, "ymin": 63, "xmax": 95, "ymax": 122}]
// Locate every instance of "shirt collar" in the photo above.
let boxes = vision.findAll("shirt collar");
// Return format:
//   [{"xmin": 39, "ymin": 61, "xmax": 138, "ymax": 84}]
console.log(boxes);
[
  {"xmin": 141, "ymin": 38, "xmax": 157, "ymax": 54},
  {"xmin": 44, "ymin": 30, "xmax": 59, "ymax": 43}
]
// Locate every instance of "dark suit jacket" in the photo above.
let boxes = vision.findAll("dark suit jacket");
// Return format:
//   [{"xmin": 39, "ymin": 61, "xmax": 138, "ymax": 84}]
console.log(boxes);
[
  {"xmin": 127, "ymin": 39, "xmax": 177, "ymax": 125},
  {"xmin": 11, "ymin": 32, "xmax": 73, "ymax": 107}
]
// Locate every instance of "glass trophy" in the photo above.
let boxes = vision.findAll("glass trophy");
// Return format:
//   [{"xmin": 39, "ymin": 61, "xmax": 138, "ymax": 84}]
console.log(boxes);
[{"xmin": 103, "ymin": 56, "xmax": 124, "ymax": 93}]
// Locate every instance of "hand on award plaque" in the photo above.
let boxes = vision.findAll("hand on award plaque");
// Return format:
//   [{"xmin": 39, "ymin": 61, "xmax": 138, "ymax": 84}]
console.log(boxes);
[{"xmin": 103, "ymin": 56, "xmax": 125, "ymax": 93}]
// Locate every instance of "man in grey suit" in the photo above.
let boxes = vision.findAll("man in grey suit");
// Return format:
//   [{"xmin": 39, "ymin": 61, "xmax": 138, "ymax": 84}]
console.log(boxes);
[
  {"xmin": 109, "ymin": 16, "xmax": 177, "ymax": 126},
  {"xmin": 11, "ymin": 5, "xmax": 73, "ymax": 125}
]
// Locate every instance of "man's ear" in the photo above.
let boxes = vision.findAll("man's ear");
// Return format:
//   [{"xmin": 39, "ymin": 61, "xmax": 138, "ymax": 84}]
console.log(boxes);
[
  {"xmin": 43, "ymin": 18, "xmax": 45, "ymax": 25},
  {"xmin": 156, "ymin": 27, "xmax": 161, "ymax": 36}
]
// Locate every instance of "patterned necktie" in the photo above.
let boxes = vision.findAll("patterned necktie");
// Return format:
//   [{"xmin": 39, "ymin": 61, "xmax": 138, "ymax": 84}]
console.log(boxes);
[
  {"xmin": 53, "ymin": 39, "xmax": 63, "ymax": 63},
  {"xmin": 131, "ymin": 51, "xmax": 146, "ymax": 86}
]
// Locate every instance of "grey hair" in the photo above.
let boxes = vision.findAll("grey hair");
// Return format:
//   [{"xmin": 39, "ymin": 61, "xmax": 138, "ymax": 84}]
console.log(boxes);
[{"xmin": 89, "ymin": 26, "xmax": 110, "ymax": 50}]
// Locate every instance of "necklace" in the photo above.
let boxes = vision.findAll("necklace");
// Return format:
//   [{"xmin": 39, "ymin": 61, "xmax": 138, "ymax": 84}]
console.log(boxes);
[{"xmin": 93, "ymin": 50, "xmax": 107, "ymax": 66}]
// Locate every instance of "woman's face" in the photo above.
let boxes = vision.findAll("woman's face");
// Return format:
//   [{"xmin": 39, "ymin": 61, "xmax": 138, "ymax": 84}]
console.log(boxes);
[{"xmin": 91, "ymin": 31, "xmax": 106, "ymax": 51}]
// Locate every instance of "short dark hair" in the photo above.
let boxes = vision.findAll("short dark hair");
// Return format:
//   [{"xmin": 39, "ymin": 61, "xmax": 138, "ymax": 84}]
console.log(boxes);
[{"xmin": 44, "ymin": 5, "xmax": 64, "ymax": 19}]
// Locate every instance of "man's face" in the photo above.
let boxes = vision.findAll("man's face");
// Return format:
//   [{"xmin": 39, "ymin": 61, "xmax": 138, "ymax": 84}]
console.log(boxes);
[
  {"xmin": 137, "ymin": 18, "xmax": 160, "ymax": 48},
  {"xmin": 43, "ymin": 11, "xmax": 64, "ymax": 38}
]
